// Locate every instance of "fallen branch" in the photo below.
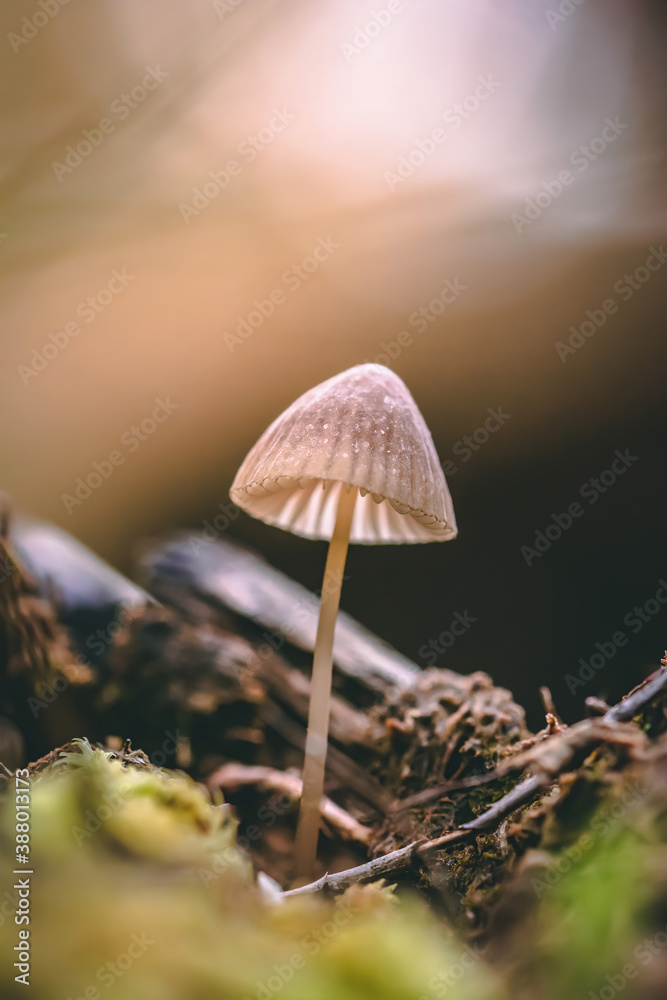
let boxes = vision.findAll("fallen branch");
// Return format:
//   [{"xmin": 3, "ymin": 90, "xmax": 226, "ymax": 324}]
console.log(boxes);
[{"xmin": 142, "ymin": 535, "xmax": 425, "ymax": 693}]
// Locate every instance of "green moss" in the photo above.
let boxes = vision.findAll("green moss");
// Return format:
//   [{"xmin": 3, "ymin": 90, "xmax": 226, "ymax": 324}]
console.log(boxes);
[{"xmin": 0, "ymin": 741, "xmax": 502, "ymax": 1000}]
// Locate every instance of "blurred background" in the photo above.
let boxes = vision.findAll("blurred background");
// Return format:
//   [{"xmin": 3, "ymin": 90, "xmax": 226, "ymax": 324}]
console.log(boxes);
[{"xmin": 1, "ymin": 0, "xmax": 665, "ymax": 729}]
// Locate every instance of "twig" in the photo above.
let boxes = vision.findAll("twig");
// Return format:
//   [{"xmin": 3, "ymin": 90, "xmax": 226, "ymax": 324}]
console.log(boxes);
[
  {"xmin": 603, "ymin": 662, "xmax": 667, "ymax": 722},
  {"xmin": 258, "ymin": 702, "xmax": 390, "ymax": 813},
  {"xmin": 539, "ymin": 685, "xmax": 562, "ymax": 724},
  {"xmin": 284, "ymin": 779, "xmax": 544, "ymax": 896},
  {"xmin": 285, "ymin": 780, "xmax": 543, "ymax": 896},
  {"xmin": 283, "ymin": 843, "xmax": 423, "ymax": 896},
  {"xmin": 208, "ymin": 763, "xmax": 373, "ymax": 845},
  {"xmin": 585, "ymin": 696, "xmax": 612, "ymax": 716},
  {"xmin": 427, "ymin": 775, "xmax": 544, "ymax": 842}
]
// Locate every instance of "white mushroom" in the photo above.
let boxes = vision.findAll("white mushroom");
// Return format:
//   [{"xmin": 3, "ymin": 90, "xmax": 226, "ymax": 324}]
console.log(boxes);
[{"xmin": 230, "ymin": 363, "xmax": 457, "ymax": 880}]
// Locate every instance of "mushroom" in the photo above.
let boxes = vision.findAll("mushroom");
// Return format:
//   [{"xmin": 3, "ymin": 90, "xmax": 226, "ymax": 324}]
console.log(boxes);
[{"xmin": 230, "ymin": 363, "xmax": 457, "ymax": 880}]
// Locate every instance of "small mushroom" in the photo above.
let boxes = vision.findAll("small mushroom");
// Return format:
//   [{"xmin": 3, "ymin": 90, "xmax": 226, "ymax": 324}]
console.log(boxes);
[{"xmin": 230, "ymin": 363, "xmax": 457, "ymax": 879}]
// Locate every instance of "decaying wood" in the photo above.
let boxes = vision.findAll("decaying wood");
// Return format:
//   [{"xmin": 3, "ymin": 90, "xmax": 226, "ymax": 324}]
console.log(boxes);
[
  {"xmin": 100, "ymin": 604, "xmax": 374, "ymax": 746},
  {"xmin": 285, "ymin": 662, "xmax": 667, "ymax": 897},
  {"xmin": 0, "ymin": 529, "xmax": 63, "ymax": 687},
  {"xmin": 257, "ymin": 700, "xmax": 390, "ymax": 812},
  {"xmin": 11, "ymin": 516, "xmax": 153, "ymax": 615},
  {"xmin": 208, "ymin": 762, "xmax": 373, "ymax": 845},
  {"xmin": 391, "ymin": 715, "xmax": 642, "ymax": 814},
  {"xmin": 5, "ymin": 513, "xmax": 666, "ymax": 922},
  {"xmin": 257, "ymin": 650, "xmax": 373, "ymax": 747},
  {"xmin": 368, "ymin": 665, "xmax": 529, "ymax": 857},
  {"xmin": 140, "ymin": 535, "xmax": 431, "ymax": 693}
]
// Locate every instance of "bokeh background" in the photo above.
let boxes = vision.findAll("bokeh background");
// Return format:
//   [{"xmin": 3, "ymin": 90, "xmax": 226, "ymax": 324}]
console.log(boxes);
[{"xmin": 1, "ymin": 0, "xmax": 665, "ymax": 728}]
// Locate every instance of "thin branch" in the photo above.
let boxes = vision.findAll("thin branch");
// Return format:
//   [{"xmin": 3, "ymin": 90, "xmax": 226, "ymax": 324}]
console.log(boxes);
[
  {"xmin": 258, "ymin": 701, "xmax": 390, "ymax": 812},
  {"xmin": 603, "ymin": 661, "xmax": 667, "ymax": 722},
  {"xmin": 426, "ymin": 775, "xmax": 544, "ymax": 844},
  {"xmin": 208, "ymin": 763, "xmax": 373, "ymax": 845},
  {"xmin": 283, "ymin": 843, "xmax": 423, "ymax": 896},
  {"xmin": 539, "ymin": 685, "xmax": 562, "ymax": 723},
  {"xmin": 585, "ymin": 696, "xmax": 612, "ymax": 716}
]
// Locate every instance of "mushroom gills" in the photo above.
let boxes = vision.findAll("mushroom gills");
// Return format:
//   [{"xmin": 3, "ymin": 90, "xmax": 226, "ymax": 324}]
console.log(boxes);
[{"xmin": 237, "ymin": 478, "xmax": 455, "ymax": 543}]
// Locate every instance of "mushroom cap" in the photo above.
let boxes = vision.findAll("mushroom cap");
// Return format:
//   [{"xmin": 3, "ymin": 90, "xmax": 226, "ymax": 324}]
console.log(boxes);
[{"xmin": 230, "ymin": 363, "xmax": 457, "ymax": 543}]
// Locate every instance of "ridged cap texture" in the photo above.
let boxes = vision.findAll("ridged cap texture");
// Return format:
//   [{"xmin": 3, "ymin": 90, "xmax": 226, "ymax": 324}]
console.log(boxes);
[{"xmin": 230, "ymin": 364, "xmax": 457, "ymax": 544}]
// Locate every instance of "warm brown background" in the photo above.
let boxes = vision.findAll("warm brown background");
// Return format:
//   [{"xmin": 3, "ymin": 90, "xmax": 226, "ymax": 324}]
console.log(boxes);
[{"xmin": 1, "ymin": 0, "xmax": 665, "ymax": 726}]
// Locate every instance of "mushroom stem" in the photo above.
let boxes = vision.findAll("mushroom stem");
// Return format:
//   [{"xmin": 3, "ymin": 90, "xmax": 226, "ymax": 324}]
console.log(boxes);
[{"xmin": 294, "ymin": 483, "xmax": 357, "ymax": 883}]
